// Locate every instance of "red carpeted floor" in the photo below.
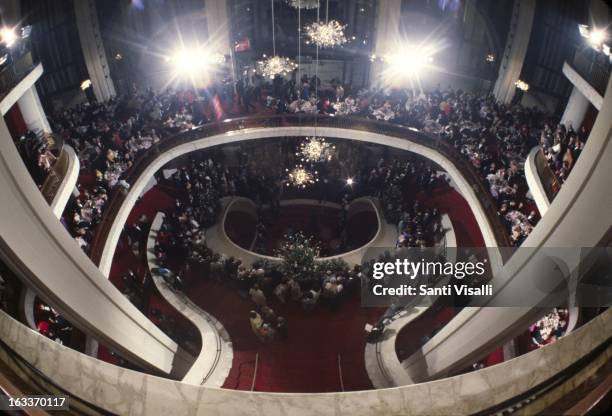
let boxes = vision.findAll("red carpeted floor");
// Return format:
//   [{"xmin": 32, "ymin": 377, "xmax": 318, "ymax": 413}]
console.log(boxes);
[
  {"xmin": 100, "ymin": 166, "xmax": 501, "ymax": 391},
  {"xmin": 415, "ymin": 186, "xmax": 486, "ymax": 248},
  {"xmin": 99, "ymin": 186, "xmax": 201, "ymax": 365},
  {"xmin": 186, "ymin": 278, "xmax": 383, "ymax": 392},
  {"xmin": 393, "ymin": 185, "xmax": 489, "ymax": 363},
  {"xmin": 225, "ymin": 205, "xmax": 377, "ymax": 257}
]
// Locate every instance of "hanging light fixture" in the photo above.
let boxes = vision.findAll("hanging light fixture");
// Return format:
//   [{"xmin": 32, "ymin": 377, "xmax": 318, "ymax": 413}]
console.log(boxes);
[
  {"xmin": 286, "ymin": 165, "xmax": 319, "ymax": 188},
  {"xmin": 305, "ymin": 0, "xmax": 347, "ymax": 48},
  {"xmin": 297, "ymin": 136, "xmax": 335, "ymax": 163},
  {"xmin": 257, "ymin": 55, "xmax": 297, "ymax": 79},
  {"xmin": 286, "ymin": 0, "xmax": 319, "ymax": 9},
  {"xmin": 305, "ymin": 20, "xmax": 347, "ymax": 48},
  {"xmin": 258, "ymin": 0, "xmax": 297, "ymax": 79}
]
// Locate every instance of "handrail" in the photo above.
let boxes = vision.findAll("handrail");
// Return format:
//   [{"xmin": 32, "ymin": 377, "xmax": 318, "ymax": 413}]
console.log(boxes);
[
  {"xmin": 474, "ymin": 334, "xmax": 612, "ymax": 416},
  {"xmin": 0, "ymin": 307, "xmax": 610, "ymax": 415},
  {"xmin": 563, "ymin": 370, "xmax": 612, "ymax": 415},
  {"xmin": 89, "ymin": 114, "xmax": 513, "ymax": 266},
  {"xmin": 0, "ymin": 335, "xmax": 111, "ymax": 416},
  {"xmin": 250, "ymin": 353, "xmax": 259, "ymax": 392}
]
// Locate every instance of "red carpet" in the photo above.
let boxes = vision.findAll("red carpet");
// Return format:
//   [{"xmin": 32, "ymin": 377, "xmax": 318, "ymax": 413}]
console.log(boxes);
[
  {"xmin": 99, "ymin": 186, "xmax": 202, "ymax": 366},
  {"xmin": 101, "ymin": 168, "xmax": 496, "ymax": 391},
  {"xmin": 393, "ymin": 186, "xmax": 487, "ymax": 362},
  {"xmin": 225, "ymin": 204, "xmax": 377, "ymax": 256},
  {"xmin": 185, "ymin": 278, "xmax": 383, "ymax": 392},
  {"xmin": 416, "ymin": 186, "xmax": 486, "ymax": 248}
]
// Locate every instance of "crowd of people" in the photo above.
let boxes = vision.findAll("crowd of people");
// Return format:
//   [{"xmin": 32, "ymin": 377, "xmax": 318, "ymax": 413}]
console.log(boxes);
[
  {"xmin": 17, "ymin": 71, "xmax": 590, "ymax": 348},
  {"xmin": 155, "ymin": 204, "xmax": 357, "ymax": 343},
  {"xmin": 529, "ymin": 307, "xmax": 569, "ymax": 347},
  {"xmin": 14, "ymin": 130, "xmax": 57, "ymax": 187},
  {"xmin": 41, "ymin": 77, "xmax": 590, "ymax": 253},
  {"xmin": 50, "ymin": 88, "xmax": 210, "ymax": 252},
  {"xmin": 258, "ymin": 75, "xmax": 592, "ymax": 245},
  {"xmin": 347, "ymin": 156, "xmax": 445, "ymax": 248},
  {"xmin": 540, "ymin": 123, "xmax": 587, "ymax": 184}
]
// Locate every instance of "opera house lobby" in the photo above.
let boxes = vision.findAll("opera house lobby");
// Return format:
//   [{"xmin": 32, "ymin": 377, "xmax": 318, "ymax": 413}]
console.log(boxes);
[{"xmin": 0, "ymin": 0, "xmax": 611, "ymax": 414}]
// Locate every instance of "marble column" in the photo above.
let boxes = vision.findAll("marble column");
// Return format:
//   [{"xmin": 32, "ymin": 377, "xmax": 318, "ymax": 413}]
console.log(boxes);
[
  {"xmin": 74, "ymin": 0, "xmax": 116, "ymax": 102},
  {"xmin": 561, "ymin": 86, "xmax": 590, "ymax": 130},
  {"xmin": 492, "ymin": 0, "xmax": 535, "ymax": 104},
  {"xmin": 16, "ymin": 85, "xmax": 51, "ymax": 134},
  {"xmin": 369, "ymin": 0, "xmax": 402, "ymax": 87}
]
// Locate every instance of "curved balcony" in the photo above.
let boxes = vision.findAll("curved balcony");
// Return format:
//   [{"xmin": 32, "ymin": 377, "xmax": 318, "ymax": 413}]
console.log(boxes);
[
  {"xmin": 40, "ymin": 144, "xmax": 80, "ymax": 218},
  {"xmin": 214, "ymin": 196, "xmax": 387, "ymax": 267},
  {"xmin": 525, "ymin": 146, "xmax": 561, "ymax": 215},
  {"xmin": 89, "ymin": 114, "xmax": 513, "ymax": 277},
  {"xmin": 147, "ymin": 212, "xmax": 234, "ymax": 387},
  {"xmin": 0, "ymin": 306, "xmax": 609, "ymax": 415}
]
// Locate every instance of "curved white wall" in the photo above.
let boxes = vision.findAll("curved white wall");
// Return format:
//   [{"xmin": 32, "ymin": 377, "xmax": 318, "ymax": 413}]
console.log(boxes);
[
  {"xmin": 216, "ymin": 196, "xmax": 386, "ymax": 267},
  {"xmin": 98, "ymin": 126, "xmax": 503, "ymax": 279},
  {"xmin": 524, "ymin": 146, "xmax": 551, "ymax": 215},
  {"xmin": 1, "ymin": 307, "xmax": 609, "ymax": 415},
  {"xmin": 402, "ymin": 75, "xmax": 612, "ymax": 382},
  {"xmin": 0, "ymin": 117, "xmax": 187, "ymax": 374},
  {"xmin": 50, "ymin": 145, "xmax": 80, "ymax": 218}
]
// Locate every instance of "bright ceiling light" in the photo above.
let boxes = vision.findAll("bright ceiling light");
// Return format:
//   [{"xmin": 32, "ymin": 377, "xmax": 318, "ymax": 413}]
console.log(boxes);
[
  {"xmin": 170, "ymin": 48, "xmax": 225, "ymax": 76},
  {"xmin": 589, "ymin": 29, "xmax": 607, "ymax": 47},
  {"xmin": 0, "ymin": 27, "xmax": 18, "ymax": 47},
  {"xmin": 297, "ymin": 137, "xmax": 335, "ymax": 163},
  {"xmin": 383, "ymin": 45, "xmax": 435, "ymax": 78},
  {"xmin": 346, "ymin": 178, "xmax": 354, "ymax": 186},
  {"xmin": 514, "ymin": 79, "xmax": 529, "ymax": 92},
  {"xmin": 80, "ymin": 79, "xmax": 92, "ymax": 90},
  {"xmin": 305, "ymin": 20, "xmax": 348, "ymax": 48},
  {"xmin": 257, "ymin": 55, "xmax": 297, "ymax": 79}
]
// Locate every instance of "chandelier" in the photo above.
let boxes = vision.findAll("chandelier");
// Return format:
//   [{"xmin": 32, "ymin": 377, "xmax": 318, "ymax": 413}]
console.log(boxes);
[
  {"xmin": 257, "ymin": 55, "xmax": 297, "ymax": 79},
  {"xmin": 515, "ymin": 79, "xmax": 529, "ymax": 92},
  {"xmin": 305, "ymin": 20, "xmax": 347, "ymax": 48},
  {"xmin": 286, "ymin": 0, "xmax": 319, "ymax": 9},
  {"xmin": 297, "ymin": 137, "xmax": 335, "ymax": 163},
  {"xmin": 286, "ymin": 165, "xmax": 319, "ymax": 188}
]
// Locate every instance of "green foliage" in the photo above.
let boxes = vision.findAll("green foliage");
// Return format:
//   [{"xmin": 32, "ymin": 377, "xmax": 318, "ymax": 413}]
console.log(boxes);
[{"xmin": 276, "ymin": 232, "xmax": 320, "ymax": 281}]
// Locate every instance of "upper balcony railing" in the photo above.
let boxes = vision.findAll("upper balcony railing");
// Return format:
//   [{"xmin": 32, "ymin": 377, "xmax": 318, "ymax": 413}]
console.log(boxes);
[
  {"xmin": 88, "ymin": 114, "xmax": 514, "ymax": 266},
  {"xmin": 533, "ymin": 147, "xmax": 562, "ymax": 203}
]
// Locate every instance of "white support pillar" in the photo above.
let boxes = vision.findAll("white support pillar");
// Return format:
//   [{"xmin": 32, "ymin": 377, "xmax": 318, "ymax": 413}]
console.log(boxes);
[
  {"xmin": 0, "ymin": 116, "xmax": 192, "ymax": 375},
  {"xmin": 74, "ymin": 0, "xmax": 116, "ymax": 102},
  {"xmin": 369, "ymin": 0, "xmax": 402, "ymax": 87},
  {"xmin": 16, "ymin": 86, "xmax": 51, "ymax": 135},
  {"xmin": 205, "ymin": 0, "xmax": 231, "ymax": 55},
  {"xmin": 492, "ymin": 0, "xmax": 535, "ymax": 104},
  {"xmin": 561, "ymin": 86, "xmax": 590, "ymax": 130},
  {"xmin": 402, "ymin": 73, "xmax": 612, "ymax": 382}
]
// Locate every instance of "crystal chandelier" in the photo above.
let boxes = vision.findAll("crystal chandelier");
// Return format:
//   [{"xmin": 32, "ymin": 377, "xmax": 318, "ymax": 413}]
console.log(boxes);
[
  {"xmin": 257, "ymin": 55, "xmax": 297, "ymax": 79},
  {"xmin": 286, "ymin": 165, "xmax": 319, "ymax": 188},
  {"xmin": 286, "ymin": 0, "xmax": 319, "ymax": 9},
  {"xmin": 297, "ymin": 137, "xmax": 335, "ymax": 163},
  {"xmin": 305, "ymin": 20, "xmax": 347, "ymax": 48}
]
